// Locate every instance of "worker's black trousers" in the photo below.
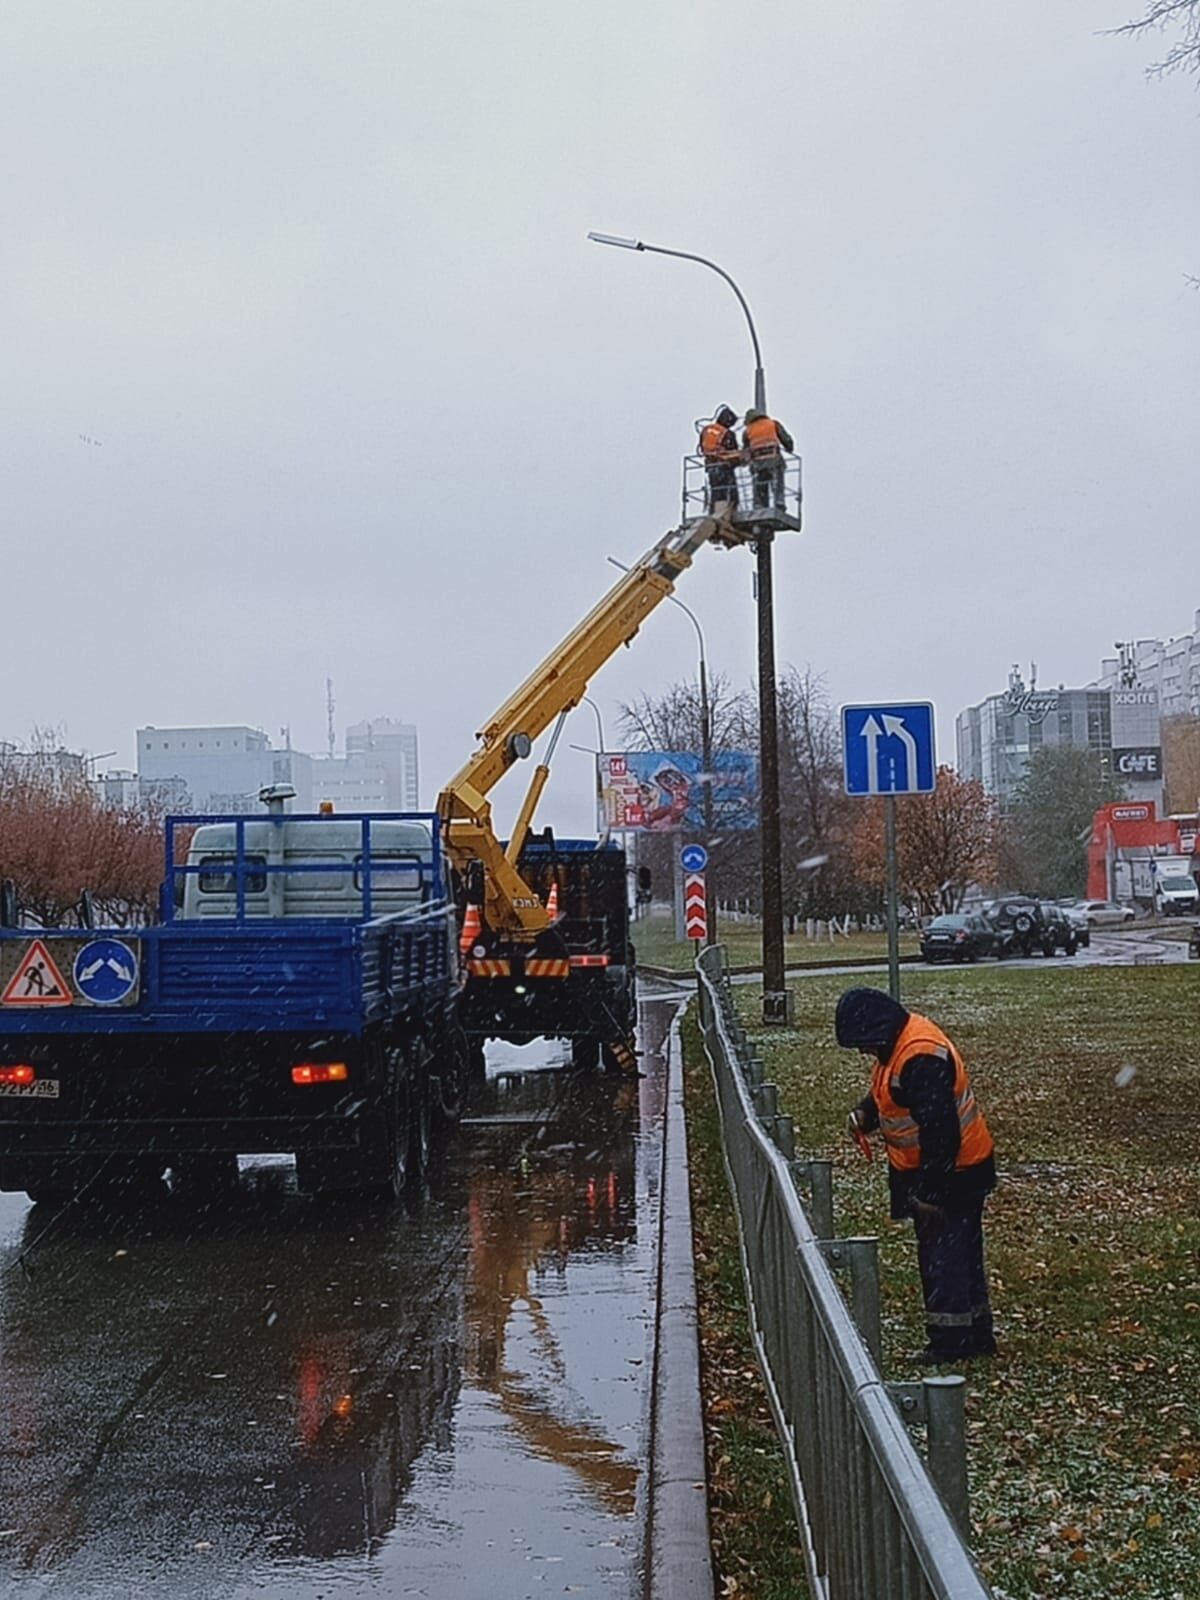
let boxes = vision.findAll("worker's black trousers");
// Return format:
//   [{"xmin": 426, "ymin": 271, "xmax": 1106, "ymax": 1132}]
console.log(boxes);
[
  {"xmin": 706, "ymin": 466, "xmax": 738, "ymax": 511},
  {"xmin": 911, "ymin": 1199, "xmax": 994, "ymax": 1358}
]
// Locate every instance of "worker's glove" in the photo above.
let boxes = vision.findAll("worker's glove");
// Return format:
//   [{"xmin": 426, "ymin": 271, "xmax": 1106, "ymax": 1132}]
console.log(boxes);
[{"xmin": 846, "ymin": 1108, "xmax": 865, "ymax": 1140}]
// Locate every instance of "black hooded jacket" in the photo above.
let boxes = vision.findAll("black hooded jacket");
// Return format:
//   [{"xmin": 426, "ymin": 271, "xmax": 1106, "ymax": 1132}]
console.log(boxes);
[{"xmin": 836, "ymin": 988, "xmax": 996, "ymax": 1218}]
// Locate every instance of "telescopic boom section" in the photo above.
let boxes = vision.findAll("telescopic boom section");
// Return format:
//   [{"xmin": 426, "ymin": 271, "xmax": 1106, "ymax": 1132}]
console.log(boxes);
[{"xmin": 437, "ymin": 512, "xmax": 742, "ymax": 939}]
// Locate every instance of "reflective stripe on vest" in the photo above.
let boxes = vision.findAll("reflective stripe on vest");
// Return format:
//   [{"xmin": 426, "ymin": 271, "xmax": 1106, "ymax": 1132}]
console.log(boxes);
[
  {"xmin": 700, "ymin": 422, "xmax": 733, "ymax": 458},
  {"xmin": 745, "ymin": 415, "xmax": 781, "ymax": 456},
  {"xmin": 870, "ymin": 1013, "xmax": 994, "ymax": 1172}
]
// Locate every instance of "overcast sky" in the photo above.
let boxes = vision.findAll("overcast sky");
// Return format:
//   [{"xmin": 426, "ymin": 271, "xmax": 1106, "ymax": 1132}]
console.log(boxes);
[{"xmin": 3, "ymin": 1, "xmax": 1196, "ymax": 835}]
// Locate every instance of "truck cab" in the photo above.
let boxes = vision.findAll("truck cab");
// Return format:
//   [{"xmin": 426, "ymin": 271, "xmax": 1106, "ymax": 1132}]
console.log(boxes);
[{"xmin": 1153, "ymin": 862, "xmax": 1200, "ymax": 917}]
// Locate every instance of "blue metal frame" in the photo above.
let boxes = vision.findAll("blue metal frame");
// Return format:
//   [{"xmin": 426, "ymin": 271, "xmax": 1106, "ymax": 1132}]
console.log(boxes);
[
  {"xmin": 0, "ymin": 812, "xmax": 456, "ymax": 1040},
  {"xmin": 161, "ymin": 810, "xmax": 447, "ymax": 923}
]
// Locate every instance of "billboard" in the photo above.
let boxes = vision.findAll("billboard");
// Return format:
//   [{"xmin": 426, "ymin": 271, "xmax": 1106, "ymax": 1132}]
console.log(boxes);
[{"xmin": 596, "ymin": 751, "xmax": 758, "ymax": 833}]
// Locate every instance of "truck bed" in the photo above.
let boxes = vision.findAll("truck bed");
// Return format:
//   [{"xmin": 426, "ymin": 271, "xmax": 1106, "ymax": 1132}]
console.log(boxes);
[{"xmin": 0, "ymin": 906, "xmax": 456, "ymax": 1039}]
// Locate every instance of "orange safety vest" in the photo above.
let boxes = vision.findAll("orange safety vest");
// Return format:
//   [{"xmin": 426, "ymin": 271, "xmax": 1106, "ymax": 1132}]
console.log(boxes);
[
  {"xmin": 745, "ymin": 415, "xmax": 782, "ymax": 457},
  {"xmin": 870, "ymin": 1013, "xmax": 993, "ymax": 1173},
  {"xmin": 700, "ymin": 421, "xmax": 735, "ymax": 460}
]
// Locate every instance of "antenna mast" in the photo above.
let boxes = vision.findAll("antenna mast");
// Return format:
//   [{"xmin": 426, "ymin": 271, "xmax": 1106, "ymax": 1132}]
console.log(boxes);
[{"xmin": 326, "ymin": 677, "xmax": 336, "ymax": 758}]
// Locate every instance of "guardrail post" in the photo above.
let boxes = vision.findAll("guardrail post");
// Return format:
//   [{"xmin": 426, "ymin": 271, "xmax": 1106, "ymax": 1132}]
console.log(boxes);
[
  {"xmin": 818, "ymin": 1238, "xmax": 882, "ymax": 1367},
  {"xmin": 744, "ymin": 1054, "xmax": 764, "ymax": 1089},
  {"xmin": 772, "ymin": 1113, "xmax": 795, "ymax": 1160},
  {"xmin": 924, "ymin": 1375, "xmax": 970, "ymax": 1535},
  {"xmin": 790, "ymin": 1158, "xmax": 834, "ymax": 1239},
  {"xmin": 752, "ymin": 1082, "xmax": 778, "ymax": 1122}
]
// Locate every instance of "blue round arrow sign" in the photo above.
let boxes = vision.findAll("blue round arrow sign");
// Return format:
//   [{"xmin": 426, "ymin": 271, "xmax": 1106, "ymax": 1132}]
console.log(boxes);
[
  {"xmin": 73, "ymin": 939, "xmax": 139, "ymax": 1006},
  {"xmin": 680, "ymin": 843, "xmax": 708, "ymax": 873}
]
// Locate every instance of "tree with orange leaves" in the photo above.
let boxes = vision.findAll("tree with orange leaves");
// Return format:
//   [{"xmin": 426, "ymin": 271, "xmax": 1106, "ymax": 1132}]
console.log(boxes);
[{"xmin": 848, "ymin": 766, "xmax": 998, "ymax": 917}]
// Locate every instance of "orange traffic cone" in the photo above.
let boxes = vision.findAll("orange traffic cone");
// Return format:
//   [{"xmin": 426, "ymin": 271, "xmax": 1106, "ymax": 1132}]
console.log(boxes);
[
  {"xmin": 545, "ymin": 881, "xmax": 559, "ymax": 919},
  {"xmin": 459, "ymin": 902, "xmax": 483, "ymax": 955}
]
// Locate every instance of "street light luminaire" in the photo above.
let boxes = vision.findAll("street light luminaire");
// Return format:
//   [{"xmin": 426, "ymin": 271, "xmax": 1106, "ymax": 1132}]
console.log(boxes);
[{"xmin": 587, "ymin": 232, "xmax": 642, "ymax": 251}]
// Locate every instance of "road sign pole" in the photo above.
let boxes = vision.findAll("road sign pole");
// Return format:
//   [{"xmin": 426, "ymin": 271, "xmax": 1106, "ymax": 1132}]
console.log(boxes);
[{"xmin": 885, "ymin": 793, "xmax": 901, "ymax": 1002}]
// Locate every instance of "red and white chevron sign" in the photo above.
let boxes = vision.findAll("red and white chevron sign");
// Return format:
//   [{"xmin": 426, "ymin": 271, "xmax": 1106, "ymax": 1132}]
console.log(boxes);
[{"xmin": 684, "ymin": 871, "xmax": 707, "ymax": 941}]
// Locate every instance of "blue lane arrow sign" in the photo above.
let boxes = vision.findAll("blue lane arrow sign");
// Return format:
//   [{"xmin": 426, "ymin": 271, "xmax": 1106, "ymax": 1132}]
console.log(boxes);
[
  {"xmin": 680, "ymin": 843, "xmax": 708, "ymax": 873},
  {"xmin": 73, "ymin": 938, "xmax": 140, "ymax": 1006},
  {"xmin": 841, "ymin": 703, "xmax": 936, "ymax": 796}
]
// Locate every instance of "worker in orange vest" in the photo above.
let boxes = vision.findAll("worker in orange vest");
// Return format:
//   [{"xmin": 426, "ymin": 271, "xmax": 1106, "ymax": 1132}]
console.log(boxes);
[
  {"xmin": 698, "ymin": 405, "xmax": 742, "ymax": 512},
  {"xmin": 742, "ymin": 407, "xmax": 794, "ymax": 510},
  {"xmin": 836, "ymin": 987, "xmax": 997, "ymax": 1364}
]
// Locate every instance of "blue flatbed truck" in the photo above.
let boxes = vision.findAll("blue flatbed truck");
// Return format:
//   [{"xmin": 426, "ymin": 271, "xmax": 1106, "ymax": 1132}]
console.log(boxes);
[{"xmin": 0, "ymin": 807, "xmax": 467, "ymax": 1207}]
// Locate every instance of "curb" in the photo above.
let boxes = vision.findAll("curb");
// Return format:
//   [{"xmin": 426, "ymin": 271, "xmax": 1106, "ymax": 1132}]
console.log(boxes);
[{"xmin": 644, "ymin": 1007, "xmax": 713, "ymax": 1600}]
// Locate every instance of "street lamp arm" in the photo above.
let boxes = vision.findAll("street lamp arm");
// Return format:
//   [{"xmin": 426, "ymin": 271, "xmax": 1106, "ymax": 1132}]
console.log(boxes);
[
  {"xmin": 636, "ymin": 243, "xmax": 764, "ymax": 381},
  {"xmin": 588, "ymin": 231, "xmax": 766, "ymax": 410}
]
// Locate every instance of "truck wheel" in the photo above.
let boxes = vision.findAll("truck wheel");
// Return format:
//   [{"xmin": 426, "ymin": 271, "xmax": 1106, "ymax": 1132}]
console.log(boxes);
[
  {"xmin": 297, "ymin": 1041, "xmax": 409, "ymax": 1203},
  {"xmin": 571, "ymin": 1036, "xmax": 601, "ymax": 1072},
  {"xmin": 433, "ymin": 1023, "xmax": 469, "ymax": 1129},
  {"xmin": 467, "ymin": 1038, "xmax": 487, "ymax": 1084}
]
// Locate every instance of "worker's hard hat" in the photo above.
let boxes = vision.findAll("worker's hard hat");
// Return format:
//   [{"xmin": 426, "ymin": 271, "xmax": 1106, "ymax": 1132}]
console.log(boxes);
[{"xmin": 744, "ymin": 408, "xmax": 764, "ymax": 423}]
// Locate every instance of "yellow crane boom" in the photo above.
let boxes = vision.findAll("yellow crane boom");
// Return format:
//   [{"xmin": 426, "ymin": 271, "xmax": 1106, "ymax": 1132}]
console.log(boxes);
[{"xmin": 437, "ymin": 511, "xmax": 749, "ymax": 940}]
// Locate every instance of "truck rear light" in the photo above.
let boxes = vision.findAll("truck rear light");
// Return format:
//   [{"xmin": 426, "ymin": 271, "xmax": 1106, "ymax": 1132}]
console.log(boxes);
[
  {"xmin": 292, "ymin": 1062, "xmax": 349, "ymax": 1086},
  {"xmin": 0, "ymin": 1065, "xmax": 36, "ymax": 1086},
  {"xmin": 569, "ymin": 954, "xmax": 610, "ymax": 968}
]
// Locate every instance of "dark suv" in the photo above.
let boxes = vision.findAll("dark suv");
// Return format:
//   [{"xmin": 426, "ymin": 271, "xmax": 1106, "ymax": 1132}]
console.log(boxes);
[
  {"xmin": 986, "ymin": 898, "xmax": 1053, "ymax": 959},
  {"xmin": 1038, "ymin": 903, "xmax": 1078, "ymax": 956}
]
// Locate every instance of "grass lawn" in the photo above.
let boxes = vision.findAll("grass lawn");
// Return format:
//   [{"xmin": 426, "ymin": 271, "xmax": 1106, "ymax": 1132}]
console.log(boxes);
[
  {"xmin": 688, "ymin": 963, "xmax": 1200, "ymax": 1598},
  {"xmin": 634, "ymin": 909, "xmax": 918, "ymax": 972}
]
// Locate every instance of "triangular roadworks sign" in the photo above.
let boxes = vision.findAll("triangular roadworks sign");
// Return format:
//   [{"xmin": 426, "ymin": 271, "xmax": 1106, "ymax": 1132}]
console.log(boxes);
[{"xmin": 1, "ymin": 940, "xmax": 73, "ymax": 1006}]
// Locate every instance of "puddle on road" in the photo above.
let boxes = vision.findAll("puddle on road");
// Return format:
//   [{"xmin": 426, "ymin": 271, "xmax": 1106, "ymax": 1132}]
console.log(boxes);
[{"xmin": 0, "ymin": 998, "xmax": 676, "ymax": 1600}]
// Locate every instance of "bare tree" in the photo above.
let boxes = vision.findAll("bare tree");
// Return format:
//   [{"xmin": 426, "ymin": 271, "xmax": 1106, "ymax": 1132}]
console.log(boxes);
[
  {"xmin": 1111, "ymin": 1, "xmax": 1200, "ymax": 78},
  {"xmin": 0, "ymin": 748, "xmax": 163, "ymax": 927}
]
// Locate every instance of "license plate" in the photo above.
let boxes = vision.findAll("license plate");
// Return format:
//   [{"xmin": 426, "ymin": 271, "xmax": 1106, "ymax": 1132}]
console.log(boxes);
[{"xmin": 0, "ymin": 1080, "xmax": 60, "ymax": 1099}]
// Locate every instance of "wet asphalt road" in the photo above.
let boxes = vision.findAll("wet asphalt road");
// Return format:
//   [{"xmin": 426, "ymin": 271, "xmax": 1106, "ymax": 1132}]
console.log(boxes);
[{"xmin": 0, "ymin": 998, "xmax": 678, "ymax": 1600}]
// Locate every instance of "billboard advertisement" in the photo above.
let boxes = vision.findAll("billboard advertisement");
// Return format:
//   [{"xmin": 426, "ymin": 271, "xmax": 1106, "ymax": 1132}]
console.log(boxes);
[{"xmin": 596, "ymin": 751, "xmax": 758, "ymax": 833}]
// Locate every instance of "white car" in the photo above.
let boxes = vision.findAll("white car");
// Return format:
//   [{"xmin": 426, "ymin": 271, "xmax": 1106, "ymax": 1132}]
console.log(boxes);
[{"xmin": 1075, "ymin": 899, "xmax": 1137, "ymax": 927}]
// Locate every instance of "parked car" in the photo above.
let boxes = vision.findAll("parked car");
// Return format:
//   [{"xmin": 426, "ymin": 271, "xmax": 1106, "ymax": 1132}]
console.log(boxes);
[
  {"xmin": 1059, "ymin": 904, "xmax": 1091, "ymax": 948},
  {"xmin": 920, "ymin": 913, "xmax": 995, "ymax": 964},
  {"xmin": 985, "ymin": 898, "xmax": 1052, "ymax": 958},
  {"xmin": 1038, "ymin": 903, "xmax": 1078, "ymax": 956},
  {"xmin": 1075, "ymin": 899, "xmax": 1137, "ymax": 927}
]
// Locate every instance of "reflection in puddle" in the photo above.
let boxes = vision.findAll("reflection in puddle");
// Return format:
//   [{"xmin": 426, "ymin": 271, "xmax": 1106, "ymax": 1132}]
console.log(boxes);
[{"xmin": 0, "ymin": 998, "xmax": 675, "ymax": 1599}]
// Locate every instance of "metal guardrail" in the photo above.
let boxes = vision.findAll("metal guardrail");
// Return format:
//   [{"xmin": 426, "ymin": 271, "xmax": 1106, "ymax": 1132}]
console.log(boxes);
[{"xmin": 695, "ymin": 945, "xmax": 993, "ymax": 1600}]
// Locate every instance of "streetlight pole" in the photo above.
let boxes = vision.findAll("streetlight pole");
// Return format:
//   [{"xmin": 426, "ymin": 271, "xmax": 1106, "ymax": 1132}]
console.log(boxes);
[{"xmin": 590, "ymin": 233, "xmax": 789, "ymax": 1021}]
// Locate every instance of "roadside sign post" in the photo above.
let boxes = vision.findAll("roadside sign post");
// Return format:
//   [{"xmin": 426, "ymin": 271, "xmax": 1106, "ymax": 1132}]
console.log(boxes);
[
  {"xmin": 841, "ymin": 702, "xmax": 937, "ymax": 1003},
  {"xmin": 684, "ymin": 864, "xmax": 708, "ymax": 988},
  {"xmin": 884, "ymin": 794, "xmax": 900, "ymax": 1001}
]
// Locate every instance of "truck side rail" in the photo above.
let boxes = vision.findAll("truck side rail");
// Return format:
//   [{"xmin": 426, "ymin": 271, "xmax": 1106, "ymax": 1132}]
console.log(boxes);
[{"xmin": 161, "ymin": 811, "xmax": 446, "ymax": 923}]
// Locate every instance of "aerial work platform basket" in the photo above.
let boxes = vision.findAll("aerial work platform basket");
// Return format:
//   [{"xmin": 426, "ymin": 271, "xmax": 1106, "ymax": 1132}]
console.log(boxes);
[{"xmin": 682, "ymin": 451, "xmax": 802, "ymax": 536}]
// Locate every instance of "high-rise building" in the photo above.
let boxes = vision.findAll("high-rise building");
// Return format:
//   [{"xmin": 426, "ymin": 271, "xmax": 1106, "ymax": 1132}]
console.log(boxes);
[
  {"xmin": 956, "ymin": 667, "xmax": 1163, "ymax": 812},
  {"xmin": 344, "ymin": 718, "xmax": 420, "ymax": 810},
  {"xmin": 136, "ymin": 726, "xmax": 313, "ymax": 812},
  {"xmin": 1095, "ymin": 611, "xmax": 1200, "ymax": 718},
  {"xmin": 134, "ymin": 718, "xmax": 420, "ymax": 815}
]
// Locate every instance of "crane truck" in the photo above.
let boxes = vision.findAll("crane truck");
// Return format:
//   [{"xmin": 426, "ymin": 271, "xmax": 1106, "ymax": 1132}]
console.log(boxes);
[
  {"xmin": 437, "ymin": 491, "xmax": 791, "ymax": 1074},
  {"xmin": 0, "ymin": 451, "xmax": 799, "ymax": 1200}
]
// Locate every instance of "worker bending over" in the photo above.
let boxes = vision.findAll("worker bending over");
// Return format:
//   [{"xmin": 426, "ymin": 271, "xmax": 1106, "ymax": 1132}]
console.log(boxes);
[{"xmin": 836, "ymin": 987, "xmax": 997, "ymax": 1365}]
